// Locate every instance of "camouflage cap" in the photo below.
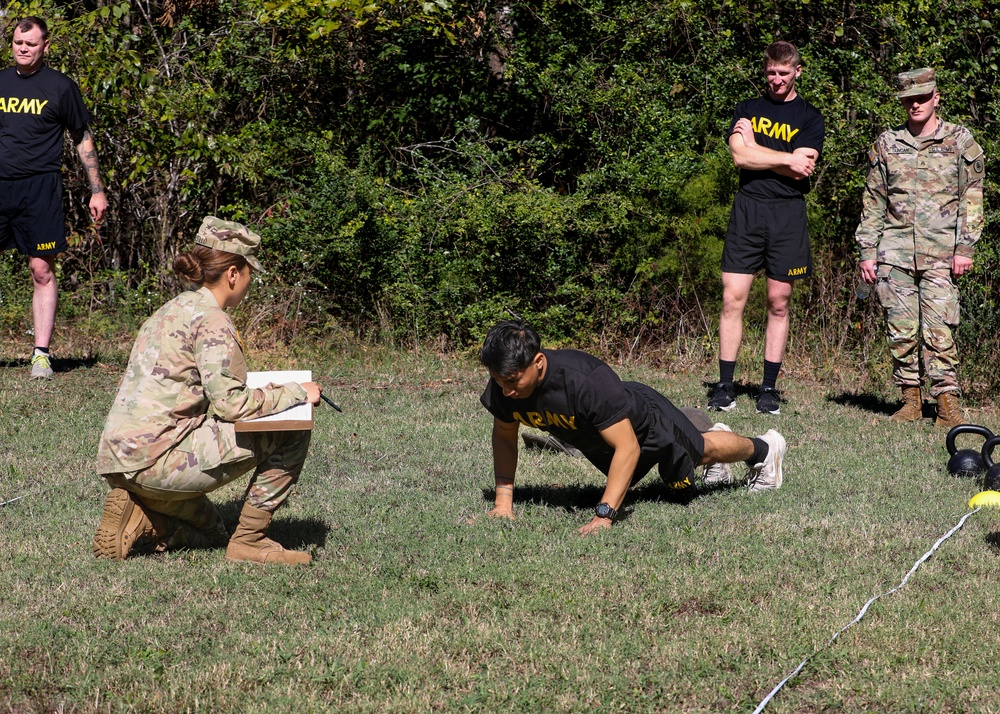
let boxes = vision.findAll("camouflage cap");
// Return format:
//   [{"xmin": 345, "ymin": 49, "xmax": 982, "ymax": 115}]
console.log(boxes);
[
  {"xmin": 194, "ymin": 216, "xmax": 265, "ymax": 272},
  {"xmin": 896, "ymin": 68, "xmax": 936, "ymax": 98}
]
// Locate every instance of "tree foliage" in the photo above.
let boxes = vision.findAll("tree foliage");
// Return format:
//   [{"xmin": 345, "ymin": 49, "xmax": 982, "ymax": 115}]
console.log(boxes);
[{"xmin": 1, "ymin": 0, "xmax": 997, "ymax": 388}]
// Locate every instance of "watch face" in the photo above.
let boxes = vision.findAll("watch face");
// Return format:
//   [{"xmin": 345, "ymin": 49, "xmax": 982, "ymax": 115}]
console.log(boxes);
[{"xmin": 596, "ymin": 503, "xmax": 614, "ymax": 519}]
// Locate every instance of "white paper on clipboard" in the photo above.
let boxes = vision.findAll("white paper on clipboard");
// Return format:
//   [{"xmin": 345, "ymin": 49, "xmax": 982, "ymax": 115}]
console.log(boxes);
[{"xmin": 234, "ymin": 370, "xmax": 313, "ymax": 431}]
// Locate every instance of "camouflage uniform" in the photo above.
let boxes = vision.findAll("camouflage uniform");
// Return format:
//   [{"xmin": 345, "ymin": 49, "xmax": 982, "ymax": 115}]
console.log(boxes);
[
  {"xmin": 855, "ymin": 72, "xmax": 985, "ymax": 398},
  {"xmin": 98, "ymin": 261, "xmax": 309, "ymax": 515}
]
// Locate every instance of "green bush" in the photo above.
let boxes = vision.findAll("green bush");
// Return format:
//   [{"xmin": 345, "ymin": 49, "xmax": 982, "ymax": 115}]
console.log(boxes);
[
  {"xmin": 0, "ymin": 254, "xmax": 32, "ymax": 337},
  {"xmin": 1, "ymin": 0, "xmax": 997, "ymax": 393}
]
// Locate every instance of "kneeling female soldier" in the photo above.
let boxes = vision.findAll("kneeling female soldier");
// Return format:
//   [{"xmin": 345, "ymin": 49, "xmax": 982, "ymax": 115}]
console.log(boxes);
[{"xmin": 93, "ymin": 217, "xmax": 322, "ymax": 564}]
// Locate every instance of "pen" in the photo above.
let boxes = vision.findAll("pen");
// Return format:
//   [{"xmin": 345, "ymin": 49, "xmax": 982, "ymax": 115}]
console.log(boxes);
[{"xmin": 320, "ymin": 393, "xmax": 343, "ymax": 412}]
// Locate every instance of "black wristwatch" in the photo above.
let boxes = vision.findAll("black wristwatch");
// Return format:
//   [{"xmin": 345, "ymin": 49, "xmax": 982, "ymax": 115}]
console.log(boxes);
[{"xmin": 595, "ymin": 502, "xmax": 617, "ymax": 521}]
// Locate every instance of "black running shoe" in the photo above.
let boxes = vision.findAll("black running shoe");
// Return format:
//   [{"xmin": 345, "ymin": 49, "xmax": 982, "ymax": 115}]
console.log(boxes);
[
  {"xmin": 707, "ymin": 382, "xmax": 737, "ymax": 411},
  {"xmin": 755, "ymin": 387, "xmax": 781, "ymax": 415}
]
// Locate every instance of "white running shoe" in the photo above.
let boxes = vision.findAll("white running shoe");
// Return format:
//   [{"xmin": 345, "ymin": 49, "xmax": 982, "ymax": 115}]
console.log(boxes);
[
  {"xmin": 747, "ymin": 429, "xmax": 786, "ymax": 492},
  {"xmin": 30, "ymin": 352, "xmax": 53, "ymax": 379},
  {"xmin": 702, "ymin": 423, "xmax": 734, "ymax": 485}
]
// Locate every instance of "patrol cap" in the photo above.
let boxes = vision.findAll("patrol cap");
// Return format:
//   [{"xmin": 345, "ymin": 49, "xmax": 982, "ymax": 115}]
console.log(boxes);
[
  {"xmin": 195, "ymin": 216, "xmax": 265, "ymax": 272},
  {"xmin": 896, "ymin": 68, "xmax": 936, "ymax": 99}
]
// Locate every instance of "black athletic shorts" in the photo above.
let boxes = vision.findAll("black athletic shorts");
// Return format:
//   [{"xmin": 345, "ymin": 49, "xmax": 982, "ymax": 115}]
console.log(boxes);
[
  {"xmin": 587, "ymin": 383, "xmax": 705, "ymax": 488},
  {"xmin": 0, "ymin": 173, "xmax": 67, "ymax": 257},
  {"xmin": 722, "ymin": 191, "xmax": 811, "ymax": 280}
]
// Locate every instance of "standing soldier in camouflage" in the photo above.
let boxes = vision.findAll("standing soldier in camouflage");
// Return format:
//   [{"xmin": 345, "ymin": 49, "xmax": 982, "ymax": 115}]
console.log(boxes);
[
  {"xmin": 856, "ymin": 68, "xmax": 985, "ymax": 429},
  {"xmin": 93, "ymin": 217, "xmax": 324, "ymax": 564}
]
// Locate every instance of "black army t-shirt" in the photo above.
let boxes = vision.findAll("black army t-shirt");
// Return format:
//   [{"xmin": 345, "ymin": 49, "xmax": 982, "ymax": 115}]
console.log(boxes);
[
  {"xmin": 0, "ymin": 66, "xmax": 91, "ymax": 180},
  {"xmin": 481, "ymin": 349, "xmax": 705, "ymax": 482},
  {"xmin": 480, "ymin": 349, "xmax": 657, "ymax": 462},
  {"xmin": 731, "ymin": 93, "xmax": 824, "ymax": 200}
]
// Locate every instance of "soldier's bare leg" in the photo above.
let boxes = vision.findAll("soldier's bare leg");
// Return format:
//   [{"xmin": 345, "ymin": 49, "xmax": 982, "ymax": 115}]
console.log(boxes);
[
  {"xmin": 764, "ymin": 278, "xmax": 793, "ymax": 363},
  {"xmin": 29, "ymin": 255, "xmax": 57, "ymax": 349},
  {"xmin": 720, "ymin": 272, "xmax": 754, "ymax": 361},
  {"xmin": 700, "ymin": 430, "xmax": 754, "ymax": 465},
  {"xmin": 700, "ymin": 429, "xmax": 786, "ymax": 491}
]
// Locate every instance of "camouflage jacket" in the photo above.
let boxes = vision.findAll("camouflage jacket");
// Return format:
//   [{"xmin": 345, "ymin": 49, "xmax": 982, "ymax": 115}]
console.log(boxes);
[
  {"xmin": 97, "ymin": 287, "xmax": 307, "ymax": 474},
  {"xmin": 855, "ymin": 119, "xmax": 984, "ymax": 270}
]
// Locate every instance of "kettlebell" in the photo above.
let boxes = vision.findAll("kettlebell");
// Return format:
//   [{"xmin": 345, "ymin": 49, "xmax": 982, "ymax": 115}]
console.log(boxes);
[
  {"xmin": 981, "ymin": 435, "xmax": 1000, "ymax": 491},
  {"xmin": 945, "ymin": 424, "xmax": 993, "ymax": 477}
]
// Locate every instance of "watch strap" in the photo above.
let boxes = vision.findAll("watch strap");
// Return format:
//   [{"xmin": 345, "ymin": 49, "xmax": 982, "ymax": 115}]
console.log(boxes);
[{"xmin": 595, "ymin": 502, "xmax": 617, "ymax": 520}]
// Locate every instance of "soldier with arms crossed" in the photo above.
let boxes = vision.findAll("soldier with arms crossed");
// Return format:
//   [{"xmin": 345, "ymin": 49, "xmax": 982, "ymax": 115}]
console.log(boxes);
[
  {"xmin": 0, "ymin": 16, "xmax": 108, "ymax": 379},
  {"xmin": 479, "ymin": 320, "xmax": 787, "ymax": 536},
  {"xmin": 856, "ymin": 68, "xmax": 984, "ymax": 428},
  {"xmin": 708, "ymin": 41, "xmax": 824, "ymax": 415}
]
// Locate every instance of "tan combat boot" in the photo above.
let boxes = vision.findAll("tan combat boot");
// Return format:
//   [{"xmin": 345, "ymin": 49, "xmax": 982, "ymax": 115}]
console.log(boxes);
[
  {"xmin": 226, "ymin": 502, "xmax": 311, "ymax": 565},
  {"xmin": 890, "ymin": 386, "xmax": 923, "ymax": 422},
  {"xmin": 139, "ymin": 494, "xmax": 230, "ymax": 550},
  {"xmin": 164, "ymin": 519, "xmax": 230, "ymax": 551},
  {"xmin": 199, "ymin": 512, "xmax": 232, "ymax": 548},
  {"xmin": 935, "ymin": 392, "xmax": 965, "ymax": 430},
  {"xmin": 168, "ymin": 499, "xmax": 231, "ymax": 550},
  {"xmin": 92, "ymin": 488, "xmax": 168, "ymax": 560}
]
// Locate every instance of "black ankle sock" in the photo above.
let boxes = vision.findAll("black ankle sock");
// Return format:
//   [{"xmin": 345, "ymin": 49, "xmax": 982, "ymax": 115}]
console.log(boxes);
[
  {"xmin": 745, "ymin": 437, "xmax": 769, "ymax": 467},
  {"xmin": 719, "ymin": 360, "xmax": 737, "ymax": 385},
  {"xmin": 761, "ymin": 360, "xmax": 781, "ymax": 391},
  {"xmin": 33, "ymin": 346, "xmax": 49, "ymax": 356}
]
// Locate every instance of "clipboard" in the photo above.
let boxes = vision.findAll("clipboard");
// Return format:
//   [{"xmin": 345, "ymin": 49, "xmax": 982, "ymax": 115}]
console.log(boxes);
[{"xmin": 234, "ymin": 370, "xmax": 313, "ymax": 432}]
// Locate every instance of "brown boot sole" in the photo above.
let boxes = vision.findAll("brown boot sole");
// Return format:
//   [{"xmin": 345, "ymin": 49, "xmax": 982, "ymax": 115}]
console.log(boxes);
[{"xmin": 92, "ymin": 488, "xmax": 136, "ymax": 560}]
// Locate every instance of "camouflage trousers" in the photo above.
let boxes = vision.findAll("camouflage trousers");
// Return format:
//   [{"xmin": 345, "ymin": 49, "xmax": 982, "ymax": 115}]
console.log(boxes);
[
  {"xmin": 874, "ymin": 264, "xmax": 961, "ymax": 397},
  {"xmin": 104, "ymin": 419, "xmax": 312, "ymax": 516}
]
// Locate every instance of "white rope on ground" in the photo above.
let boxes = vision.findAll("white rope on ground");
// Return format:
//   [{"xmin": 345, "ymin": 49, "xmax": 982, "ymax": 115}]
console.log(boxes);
[
  {"xmin": 752, "ymin": 507, "xmax": 982, "ymax": 714},
  {"xmin": 0, "ymin": 480, "xmax": 67, "ymax": 508}
]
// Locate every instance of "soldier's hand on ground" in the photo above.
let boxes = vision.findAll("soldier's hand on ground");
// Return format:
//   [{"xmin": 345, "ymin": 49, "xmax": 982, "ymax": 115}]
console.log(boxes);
[
  {"xmin": 577, "ymin": 516, "xmax": 612, "ymax": 536},
  {"xmin": 302, "ymin": 382, "xmax": 323, "ymax": 405},
  {"xmin": 859, "ymin": 259, "xmax": 877, "ymax": 284},
  {"xmin": 952, "ymin": 255, "xmax": 973, "ymax": 278},
  {"xmin": 487, "ymin": 504, "xmax": 515, "ymax": 520}
]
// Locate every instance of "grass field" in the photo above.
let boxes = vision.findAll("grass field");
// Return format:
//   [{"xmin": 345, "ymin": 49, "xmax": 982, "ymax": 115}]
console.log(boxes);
[{"xmin": 1, "ymin": 343, "xmax": 999, "ymax": 713}]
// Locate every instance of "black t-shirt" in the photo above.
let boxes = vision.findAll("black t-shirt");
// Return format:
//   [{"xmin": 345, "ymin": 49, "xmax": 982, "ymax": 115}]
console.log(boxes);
[
  {"xmin": 0, "ymin": 66, "xmax": 91, "ymax": 180},
  {"xmin": 731, "ymin": 93, "xmax": 824, "ymax": 200},
  {"xmin": 480, "ymin": 349, "xmax": 653, "ymax": 461}
]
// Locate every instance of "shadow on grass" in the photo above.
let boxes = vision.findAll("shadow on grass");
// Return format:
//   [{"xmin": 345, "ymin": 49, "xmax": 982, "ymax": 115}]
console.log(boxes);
[
  {"xmin": 267, "ymin": 517, "xmax": 330, "ymax": 550},
  {"xmin": 985, "ymin": 531, "xmax": 1000, "ymax": 552},
  {"xmin": 127, "ymin": 496, "xmax": 328, "ymax": 560},
  {"xmin": 827, "ymin": 390, "xmax": 937, "ymax": 419},
  {"xmin": 483, "ymin": 477, "xmax": 740, "ymax": 517},
  {"xmin": 0, "ymin": 356, "xmax": 104, "ymax": 375},
  {"xmin": 700, "ymin": 379, "xmax": 758, "ymax": 401},
  {"xmin": 216, "ymin": 497, "xmax": 330, "ymax": 550}
]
